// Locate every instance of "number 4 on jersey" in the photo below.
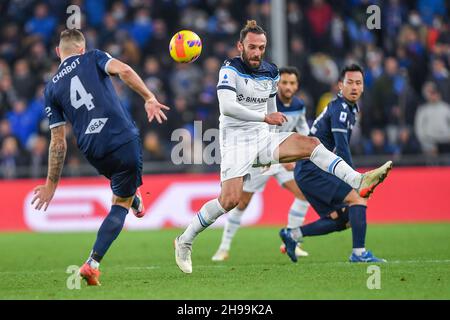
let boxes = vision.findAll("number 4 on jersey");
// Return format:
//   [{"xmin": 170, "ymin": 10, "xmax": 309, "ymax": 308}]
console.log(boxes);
[{"xmin": 70, "ymin": 75, "xmax": 95, "ymax": 110}]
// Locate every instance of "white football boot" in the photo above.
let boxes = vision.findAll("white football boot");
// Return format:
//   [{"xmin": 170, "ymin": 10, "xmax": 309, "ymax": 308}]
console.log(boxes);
[
  {"xmin": 280, "ymin": 243, "xmax": 309, "ymax": 257},
  {"xmin": 174, "ymin": 236, "xmax": 192, "ymax": 274},
  {"xmin": 211, "ymin": 248, "xmax": 229, "ymax": 261}
]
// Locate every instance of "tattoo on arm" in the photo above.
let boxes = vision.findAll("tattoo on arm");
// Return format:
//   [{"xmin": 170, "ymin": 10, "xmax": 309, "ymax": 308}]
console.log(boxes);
[{"xmin": 47, "ymin": 126, "xmax": 67, "ymax": 185}]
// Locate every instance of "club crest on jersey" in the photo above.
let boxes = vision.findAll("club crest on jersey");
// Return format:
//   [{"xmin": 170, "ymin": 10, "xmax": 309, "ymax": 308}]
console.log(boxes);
[{"xmin": 85, "ymin": 118, "xmax": 108, "ymax": 134}]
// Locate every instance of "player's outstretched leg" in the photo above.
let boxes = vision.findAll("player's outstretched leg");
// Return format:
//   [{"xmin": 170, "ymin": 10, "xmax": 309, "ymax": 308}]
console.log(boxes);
[
  {"xmin": 80, "ymin": 204, "xmax": 129, "ymax": 285},
  {"xmin": 280, "ymin": 211, "xmax": 348, "ymax": 263},
  {"xmin": 274, "ymin": 134, "xmax": 393, "ymax": 197}
]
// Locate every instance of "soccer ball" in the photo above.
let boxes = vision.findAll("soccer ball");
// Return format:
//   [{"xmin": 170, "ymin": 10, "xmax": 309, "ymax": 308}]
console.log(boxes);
[{"xmin": 169, "ymin": 30, "xmax": 202, "ymax": 63}]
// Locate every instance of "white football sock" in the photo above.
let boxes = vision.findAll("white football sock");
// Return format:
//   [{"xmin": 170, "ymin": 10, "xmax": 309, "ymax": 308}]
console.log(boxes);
[
  {"xmin": 219, "ymin": 207, "xmax": 245, "ymax": 251},
  {"xmin": 179, "ymin": 199, "xmax": 227, "ymax": 244},
  {"xmin": 287, "ymin": 198, "xmax": 309, "ymax": 228},
  {"xmin": 353, "ymin": 248, "xmax": 366, "ymax": 256},
  {"xmin": 310, "ymin": 144, "xmax": 362, "ymax": 189},
  {"xmin": 86, "ymin": 257, "xmax": 100, "ymax": 269},
  {"xmin": 290, "ymin": 227, "xmax": 303, "ymax": 242}
]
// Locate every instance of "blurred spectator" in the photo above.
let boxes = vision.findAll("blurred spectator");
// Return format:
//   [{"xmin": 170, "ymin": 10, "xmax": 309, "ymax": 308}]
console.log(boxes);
[
  {"xmin": 13, "ymin": 59, "xmax": 37, "ymax": 101},
  {"xmin": 28, "ymin": 135, "xmax": 48, "ymax": 178},
  {"xmin": 0, "ymin": 119, "xmax": 12, "ymax": 145},
  {"xmin": 363, "ymin": 128, "xmax": 399, "ymax": 156},
  {"xmin": 383, "ymin": 0, "xmax": 408, "ymax": 53},
  {"xmin": 128, "ymin": 8, "xmax": 153, "ymax": 49},
  {"xmin": 315, "ymin": 81, "xmax": 340, "ymax": 117},
  {"xmin": 170, "ymin": 63, "xmax": 202, "ymax": 105},
  {"xmin": 305, "ymin": 0, "xmax": 333, "ymax": 52},
  {"xmin": 0, "ymin": 23, "xmax": 20, "ymax": 63},
  {"xmin": 415, "ymin": 81, "xmax": 450, "ymax": 155},
  {"xmin": 398, "ymin": 126, "xmax": 422, "ymax": 155},
  {"xmin": 7, "ymin": 99, "xmax": 45, "ymax": 148},
  {"xmin": 0, "ymin": 75, "xmax": 18, "ymax": 117},
  {"xmin": 370, "ymin": 57, "xmax": 404, "ymax": 129},
  {"xmin": 0, "ymin": 136, "xmax": 29, "ymax": 179},
  {"xmin": 24, "ymin": 3, "xmax": 57, "ymax": 44},
  {"xmin": 428, "ymin": 58, "xmax": 450, "ymax": 104},
  {"xmin": 142, "ymin": 130, "xmax": 168, "ymax": 161},
  {"xmin": 28, "ymin": 41, "xmax": 51, "ymax": 75},
  {"xmin": 417, "ymin": 0, "xmax": 447, "ymax": 26}
]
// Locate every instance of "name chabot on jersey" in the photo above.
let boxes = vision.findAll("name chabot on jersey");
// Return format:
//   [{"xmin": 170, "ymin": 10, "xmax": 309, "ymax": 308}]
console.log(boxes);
[{"xmin": 52, "ymin": 58, "xmax": 80, "ymax": 83}]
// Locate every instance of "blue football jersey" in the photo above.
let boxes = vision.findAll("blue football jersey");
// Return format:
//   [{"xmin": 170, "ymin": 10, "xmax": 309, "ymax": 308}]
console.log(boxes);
[
  {"xmin": 309, "ymin": 93, "xmax": 358, "ymax": 167},
  {"xmin": 44, "ymin": 49, "xmax": 139, "ymax": 159},
  {"xmin": 276, "ymin": 95, "xmax": 309, "ymax": 135}
]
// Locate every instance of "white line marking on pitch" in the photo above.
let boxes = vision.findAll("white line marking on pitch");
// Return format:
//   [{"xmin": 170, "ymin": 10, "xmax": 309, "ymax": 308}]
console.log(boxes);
[{"xmin": 1, "ymin": 260, "xmax": 449, "ymax": 274}]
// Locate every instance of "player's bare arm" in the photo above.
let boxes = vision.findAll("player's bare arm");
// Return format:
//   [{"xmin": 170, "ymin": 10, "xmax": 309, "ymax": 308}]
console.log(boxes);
[
  {"xmin": 107, "ymin": 58, "xmax": 169, "ymax": 124},
  {"xmin": 31, "ymin": 125, "xmax": 67, "ymax": 211}
]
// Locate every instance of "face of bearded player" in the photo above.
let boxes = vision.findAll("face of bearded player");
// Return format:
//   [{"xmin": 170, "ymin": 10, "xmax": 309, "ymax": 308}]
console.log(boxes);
[{"xmin": 238, "ymin": 32, "xmax": 267, "ymax": 70}]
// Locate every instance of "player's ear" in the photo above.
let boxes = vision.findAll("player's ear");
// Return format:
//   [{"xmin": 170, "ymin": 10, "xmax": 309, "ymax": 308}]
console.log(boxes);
[
  {"xmin": 338, "ymin": 80, "xmax": 343, "ymax": 91},
  {"xmin": 237, "ymin": 40, "xmax": 243, "ymax": 53},
  {"xmin": 55, "ymin": 47, "xmax": 60, "ymax": 58}
]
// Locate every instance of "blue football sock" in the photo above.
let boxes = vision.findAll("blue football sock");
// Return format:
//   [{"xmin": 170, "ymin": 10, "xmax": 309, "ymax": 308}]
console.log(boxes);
[
  {"xmin": 91, "ymin": 205, "xmax": 128, "ymax": 262},
  {"xmin": 300, "ymin": 217, "xmax": 342, "ymax": 236},
  {"xmin": 348, "ymin": 205, "xmax": 367, "ymax": 249}
]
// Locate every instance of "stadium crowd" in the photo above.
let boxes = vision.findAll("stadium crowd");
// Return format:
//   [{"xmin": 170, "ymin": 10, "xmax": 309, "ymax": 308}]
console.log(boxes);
[{"xmin": 1, "ymin": 0, "xmax": 450, "ymax": 178}]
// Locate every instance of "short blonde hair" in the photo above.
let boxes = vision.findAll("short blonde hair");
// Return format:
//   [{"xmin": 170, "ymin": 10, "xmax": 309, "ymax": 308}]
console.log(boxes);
[{"xmin": 59, "ymin": 29, "xmax": 85, "ymax": 54}]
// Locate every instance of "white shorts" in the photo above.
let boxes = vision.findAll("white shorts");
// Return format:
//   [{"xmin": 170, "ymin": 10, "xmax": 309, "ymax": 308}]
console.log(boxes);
[
  {"xmin": 219, "ymin": 127, "xmax": 293, "ymax": 182},
  {"xmin": 243, "ymin": 164, "xmax": 294, "ymax": 193}
]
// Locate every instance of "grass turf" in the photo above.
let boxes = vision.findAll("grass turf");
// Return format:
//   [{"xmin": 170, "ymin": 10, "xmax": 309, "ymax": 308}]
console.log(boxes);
[{"xmin": 0, "ymin": 223, "xmax": 449, "ymax": 299}]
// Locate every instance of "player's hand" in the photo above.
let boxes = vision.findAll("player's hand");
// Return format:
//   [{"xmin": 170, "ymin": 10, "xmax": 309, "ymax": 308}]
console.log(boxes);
[
  {"xmin": 145, "ymin": 97, "xmax": 170, "ymax": 124},
  {"xmin": 282, "ymin": 163, "xmax": 295, "ymax": 171},
  {"xmin": 31, "ymin": 184, "xmax": 56, "ymax": 211},
  {"xmin": 264, "ymin": 112, "xmax": 287, "ymax": 126}
]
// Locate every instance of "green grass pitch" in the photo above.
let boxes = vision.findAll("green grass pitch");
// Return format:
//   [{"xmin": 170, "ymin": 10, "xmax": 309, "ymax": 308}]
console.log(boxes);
[{"xmin": 0, "ymin": 223, "xmax": 449, "ymax": 299}]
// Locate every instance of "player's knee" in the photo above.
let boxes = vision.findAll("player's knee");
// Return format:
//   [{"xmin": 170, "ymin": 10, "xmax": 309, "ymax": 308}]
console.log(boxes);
[
  {"xmin": 345, "ymin": 190, "xmax": 367, "ymax": 206},
  {"xmin": 350, "ymin": 197, "xmax": 367, "ymax": 206},
  {"xmin": 300, "ymin": 136, "xmax": 321, "ymax": 154},
  {"xmin": 330, "ymin": 209, "xmax": 350, "ymax": 232},
  {"xmin": 309, "ymin": 136, "xmax": 321, "ymax": 147},
  {"xmin": 219, "ymin": 194, "xmax": 240, "ymax": 211},
  {"xmin": 238, "ymin": 198, "xmax": 250, "ymax": 210}
]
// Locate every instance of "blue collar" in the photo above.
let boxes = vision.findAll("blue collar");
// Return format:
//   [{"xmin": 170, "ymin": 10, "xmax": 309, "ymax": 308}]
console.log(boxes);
[{"xmin": 337, "ymin": 93, "xmax": 359, "ymax": 112}]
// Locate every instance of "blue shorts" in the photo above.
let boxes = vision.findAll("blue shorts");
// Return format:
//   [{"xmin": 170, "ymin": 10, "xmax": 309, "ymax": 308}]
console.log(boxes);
[
  {"xmin": 87, "ymin": 137, "xmax": 143, "ymax": 198},
  {"xmin": 294, "ymin": 160, "xmax": 352, "ymax": 217}
]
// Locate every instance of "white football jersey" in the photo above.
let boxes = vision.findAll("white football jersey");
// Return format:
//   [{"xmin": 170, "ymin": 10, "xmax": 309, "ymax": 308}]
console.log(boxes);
[
  {"xmin": 276, "ymin": 95, "xmax": 310, "ymax": 135},
  {"xmin": 216, "ymin": 57, "xmax": 279, "ymax": 131}
]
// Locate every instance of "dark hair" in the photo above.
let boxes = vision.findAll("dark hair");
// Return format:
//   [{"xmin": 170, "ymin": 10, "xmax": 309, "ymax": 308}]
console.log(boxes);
[
  {"xmin": 339, "ymin": 64, "xmax": 364, "ymax": 81},
  {"xmin": 59, "ymin": 29, "xmax": 85, "ymax": 43},
  {"xmin": 279, "ymin": 66, "xmax": 300, "ymax": 82},
  {"xmin": 239, "ymin": 20, "xmax": 266, "ymax": 42}
]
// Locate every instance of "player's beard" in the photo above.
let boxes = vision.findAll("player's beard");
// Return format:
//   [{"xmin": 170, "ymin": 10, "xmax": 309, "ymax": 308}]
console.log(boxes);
[
  {"xmin": 242, "ymin": 48, "xmax": 263, "ymax": 70},
  {"xmin": 280, "ymin": 89, "xmax": 294, "ymax": 100}
]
